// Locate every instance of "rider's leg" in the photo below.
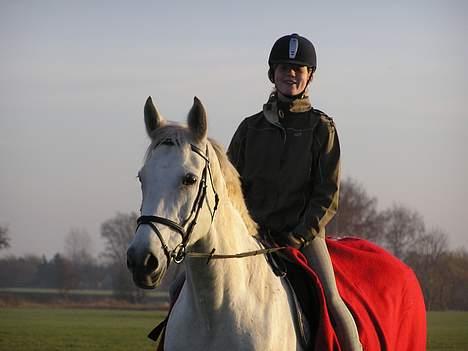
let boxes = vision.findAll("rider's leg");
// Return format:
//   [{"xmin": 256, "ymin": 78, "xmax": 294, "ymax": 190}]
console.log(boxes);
[{"xmin": 302, "ymin": 237, "xmax": 362, "ymax": 351}]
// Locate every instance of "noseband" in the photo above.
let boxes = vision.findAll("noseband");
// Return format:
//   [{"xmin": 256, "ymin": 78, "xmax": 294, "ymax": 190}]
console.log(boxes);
[{"xmin": 136, "ymin": 143, "xmax": 219, "ymax": 267}]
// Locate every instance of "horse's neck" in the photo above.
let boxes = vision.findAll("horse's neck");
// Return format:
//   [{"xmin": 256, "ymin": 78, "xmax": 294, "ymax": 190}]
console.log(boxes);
[
  {"xmin": 168, "ymin": 200, "xmax": 300, "ymax": 350},
  {"xmin": 184, "ymin": 201, "xmax": 274, "ymax": 317}
]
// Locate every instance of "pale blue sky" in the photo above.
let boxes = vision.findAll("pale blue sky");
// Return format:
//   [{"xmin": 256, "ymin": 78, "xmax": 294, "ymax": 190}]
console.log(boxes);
[{"xmin": 1, "ymin": 1, "xmax": 467, "ymax": 257}]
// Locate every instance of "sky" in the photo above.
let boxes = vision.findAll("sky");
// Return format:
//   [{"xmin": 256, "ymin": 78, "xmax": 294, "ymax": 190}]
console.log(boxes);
[{"xmin": 1, "ymin": 0, "xmax": 467, "ymax": 258}]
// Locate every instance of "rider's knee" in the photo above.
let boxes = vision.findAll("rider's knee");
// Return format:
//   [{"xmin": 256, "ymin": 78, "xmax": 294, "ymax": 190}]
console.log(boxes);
[{"xmin": 327, "ymin": 294, "xmax": 347, "ymax": 313}]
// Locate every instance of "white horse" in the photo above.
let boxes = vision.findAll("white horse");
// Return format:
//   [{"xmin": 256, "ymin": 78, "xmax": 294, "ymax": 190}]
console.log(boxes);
[{"xmin": 127, "ymin": 97, "xmax": 306, "ymax": 350}]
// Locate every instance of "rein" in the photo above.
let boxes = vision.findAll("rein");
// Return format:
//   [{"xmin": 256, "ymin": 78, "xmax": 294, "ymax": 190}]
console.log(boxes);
[{"xmin": 186, "ymin": 246, "xmax": 287, "ymax": 263}]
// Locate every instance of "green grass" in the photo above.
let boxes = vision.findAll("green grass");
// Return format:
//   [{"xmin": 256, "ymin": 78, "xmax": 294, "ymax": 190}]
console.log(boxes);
[
  {"xmin": 427, "ymin": 311, "xmax": 468, "ymax": 351},
  {"xmin": 0, "ymin": 287, "xmax": 167, "ymax": 298},
  {"xmin": 0, "ymin": 308, "xmax": 165, "ymax": 351},
  {"xmin": 0, "ymin": 308, "xmax": 467, "ymax": 350}
]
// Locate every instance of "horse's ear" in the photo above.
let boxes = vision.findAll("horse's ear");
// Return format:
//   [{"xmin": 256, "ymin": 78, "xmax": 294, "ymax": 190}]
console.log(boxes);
[
  {"xmin": 144, "ymin": 96, "xmax": 165, "ymax": 136},
  {"xmin": 188, "ymin": 97, "xmax": 208, "ymax": 141}
]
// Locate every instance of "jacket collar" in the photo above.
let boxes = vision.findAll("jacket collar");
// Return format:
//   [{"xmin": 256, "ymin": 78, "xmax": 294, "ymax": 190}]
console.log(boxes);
[{"xmin": 263, "ymin": 93, "xmax": 312, "ymax": 126}]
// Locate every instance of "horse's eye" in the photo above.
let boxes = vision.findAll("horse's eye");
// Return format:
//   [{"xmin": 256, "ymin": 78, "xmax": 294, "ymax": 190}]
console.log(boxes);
[{"xmin": 182, "ymin": 173, "xmax": 198, "ymax": 186}]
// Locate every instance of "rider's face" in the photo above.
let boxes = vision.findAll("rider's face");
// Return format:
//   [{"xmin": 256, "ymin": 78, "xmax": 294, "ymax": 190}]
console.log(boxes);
[{"xmin": 274, "ymin": 64, "xmax": 312, "ymax": 96}]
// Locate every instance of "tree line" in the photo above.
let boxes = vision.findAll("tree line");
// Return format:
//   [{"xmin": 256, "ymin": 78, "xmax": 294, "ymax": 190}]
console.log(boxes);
[
  {"xmin": 1, "ymin": 178, "xmax": 467, "ymax": 309},
  {"xmin": 0, "ymin": 219, "xmax": 144, "ymax": 302},
  {"xmin": 328, "ymin": 178, "xmax": 468, "ymax": 310}
]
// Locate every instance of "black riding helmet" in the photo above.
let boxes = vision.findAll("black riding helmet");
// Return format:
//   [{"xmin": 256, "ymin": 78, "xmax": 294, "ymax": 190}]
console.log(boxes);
[{"xmin": 268, "ymin": 33, "xmax": 317, "ymax": 84}]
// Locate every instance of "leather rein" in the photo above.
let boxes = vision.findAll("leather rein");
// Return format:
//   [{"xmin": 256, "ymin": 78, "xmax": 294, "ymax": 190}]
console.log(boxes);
[{"xmin": 135, "ymin": 141, "xmax": 285, "ymax": 267}]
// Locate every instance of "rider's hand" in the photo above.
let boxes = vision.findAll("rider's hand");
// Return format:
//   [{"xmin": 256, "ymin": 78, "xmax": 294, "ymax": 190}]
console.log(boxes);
[{"xmin": 278, "ymin": 232, "xmax": 307, "ymax": 250}]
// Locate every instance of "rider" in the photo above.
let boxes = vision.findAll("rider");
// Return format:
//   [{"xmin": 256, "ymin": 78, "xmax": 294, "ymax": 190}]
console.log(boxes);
[{"xmin": 227, "ymin": 33, "xmax": 362, "ymax": 351}]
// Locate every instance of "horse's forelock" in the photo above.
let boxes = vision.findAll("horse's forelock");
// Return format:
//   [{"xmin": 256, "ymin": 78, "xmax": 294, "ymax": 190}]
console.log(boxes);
[{"xmin": 144, "ymin": 124, "xmax": 193, "ymax": 163}]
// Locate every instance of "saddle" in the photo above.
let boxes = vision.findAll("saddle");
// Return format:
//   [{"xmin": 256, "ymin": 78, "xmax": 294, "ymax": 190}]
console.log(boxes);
[
  {"xmin": 260, "ymin": 231, "xmax": 320, "ymax": 349},
  {"xmin": 267, "ymin": 250, "xmax": 320, "ymax": 350}
]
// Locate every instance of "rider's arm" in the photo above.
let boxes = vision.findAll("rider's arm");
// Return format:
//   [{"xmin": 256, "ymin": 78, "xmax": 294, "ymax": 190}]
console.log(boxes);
[{"xmin": 293, "ymin": 116, "xmax": 341, "ymax": 243}]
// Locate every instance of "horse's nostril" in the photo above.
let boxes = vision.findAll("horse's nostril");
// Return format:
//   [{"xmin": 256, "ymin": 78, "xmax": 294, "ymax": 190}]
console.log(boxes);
[{"xmin": 143, "ymin": 253, "xmax": 159, "ymax": 275}]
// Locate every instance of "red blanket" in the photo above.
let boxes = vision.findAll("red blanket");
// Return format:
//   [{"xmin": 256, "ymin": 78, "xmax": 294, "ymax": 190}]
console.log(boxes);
[
  {"xmin": 155, "ymin": 237, "xmax": 426, "ymax": 350},
  {"xmin": 286, "ymin": 237, "xmax": 426, "ymax": 351}
]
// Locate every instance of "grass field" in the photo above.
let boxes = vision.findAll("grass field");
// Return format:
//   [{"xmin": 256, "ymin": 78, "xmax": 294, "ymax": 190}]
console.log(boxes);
[
  {"xmin": 0, "ymin": 308, "xmax": 467, "ymax": 350},
  {"xmin": 0, "ymin": 308, "xmax": 163, "ymax": 351},
  {"xmin": 0, "ymin": 287, "xmax": 168, "ymax": 298},
  {"xmin": 427, "ymin": 311, "xmax": 468, "ymax": 351}
]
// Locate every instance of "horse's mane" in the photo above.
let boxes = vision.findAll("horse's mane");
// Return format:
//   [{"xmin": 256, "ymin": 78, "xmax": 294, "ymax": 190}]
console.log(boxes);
[
  {"xmin": 145, "ymin": 124, "xmax": 258, "ymax": 236},
  {"xmin": 208, "ymin": 138, "xmax": 258, "ymax": 236}
]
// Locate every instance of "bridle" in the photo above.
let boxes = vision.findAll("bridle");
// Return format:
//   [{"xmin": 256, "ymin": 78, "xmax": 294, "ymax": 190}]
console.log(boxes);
[
  {"xmin": 135, "ymin": 140, "xmax": 286, "ymax": 268},
  {"xmin": 136, "ymin": 142, "xmax": 219, "ymax": 268}
]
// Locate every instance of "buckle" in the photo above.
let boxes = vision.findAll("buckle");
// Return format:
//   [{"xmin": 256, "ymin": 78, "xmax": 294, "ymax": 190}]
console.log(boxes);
[{"xmin": 172, "ymin": 244, "xmax": 186, "ymax": 264}]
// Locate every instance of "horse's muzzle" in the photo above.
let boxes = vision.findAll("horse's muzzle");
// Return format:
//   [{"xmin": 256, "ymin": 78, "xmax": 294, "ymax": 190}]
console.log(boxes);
[{"xmin": 127, "ymin": 248, "xmax": 163, "ymax": 289}]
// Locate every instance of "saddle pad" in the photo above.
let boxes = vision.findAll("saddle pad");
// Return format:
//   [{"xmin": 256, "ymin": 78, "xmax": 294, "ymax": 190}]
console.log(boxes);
[{"xmin": 285, "ymin": 237, "xmax": 427, "ymax": 351}]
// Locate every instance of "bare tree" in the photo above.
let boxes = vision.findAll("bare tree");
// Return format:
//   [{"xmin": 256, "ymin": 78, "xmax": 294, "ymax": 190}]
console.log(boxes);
[
  {"xmin": 444, "ymin": 248, "xmax": 468, "ymax": 310},
  {"xmin": 100, "ymin": 212, "xmax": 144, "ymax": 302},
  {"xmin": 380, "ymin": 204, "xmax": 425, "ymax": 260},
  {"xmin": 100, "ymin": 212, "xmax": 138, "ymax": 266},
  {"xmin": 0, "ymin": 225, "xmax": 10, "ymax": 250},
  {"xmin": 53, "ymin": 253, "xmax": 79, "ymax": 294},
  {"xmin": 328, "ymin": 178, "xmax": 384, "ymax": 243},
  {"xmin": 64, "ymin": 228, "xmax": 94, "ymax": 265},
  {"xmin": 406, "ymin": 228, "xmax": 448, "ymax": 309},
  {"xmin": 412, "ymin": 228, "xmax": 448, "ymax": 260},
  {"xmin": 409, "ymin": 239, "xmax": 468, "ymax": 310}
]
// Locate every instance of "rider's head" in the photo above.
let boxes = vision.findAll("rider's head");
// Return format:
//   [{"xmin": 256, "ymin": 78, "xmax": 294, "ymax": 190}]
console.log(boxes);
[{"xmin": 268, "ymin": 33, "xmax": 316, "ymax": 98}]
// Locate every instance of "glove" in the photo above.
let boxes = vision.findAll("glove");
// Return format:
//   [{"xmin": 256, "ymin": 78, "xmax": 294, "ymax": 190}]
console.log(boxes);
[{"xmin": 278, "ymin": 232, "xmax": 307, "ymax": 250}]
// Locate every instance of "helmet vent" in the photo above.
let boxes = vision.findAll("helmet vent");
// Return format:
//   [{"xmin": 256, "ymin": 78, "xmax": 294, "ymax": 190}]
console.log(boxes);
[{"xmin": 289, "ymin": 38, "xmax": 298, "ymax": 59}]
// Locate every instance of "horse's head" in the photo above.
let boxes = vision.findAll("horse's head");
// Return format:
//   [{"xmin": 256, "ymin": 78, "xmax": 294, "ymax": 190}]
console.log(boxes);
[{"xmin": 126, "ymin": 96, "xmax": 218, "ymax": 289}]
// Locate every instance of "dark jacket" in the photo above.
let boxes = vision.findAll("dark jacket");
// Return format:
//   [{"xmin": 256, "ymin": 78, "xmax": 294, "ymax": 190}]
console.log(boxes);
[{"xmin": 227, "ymin": 94, "xmax": 340, "ymax": 242}]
